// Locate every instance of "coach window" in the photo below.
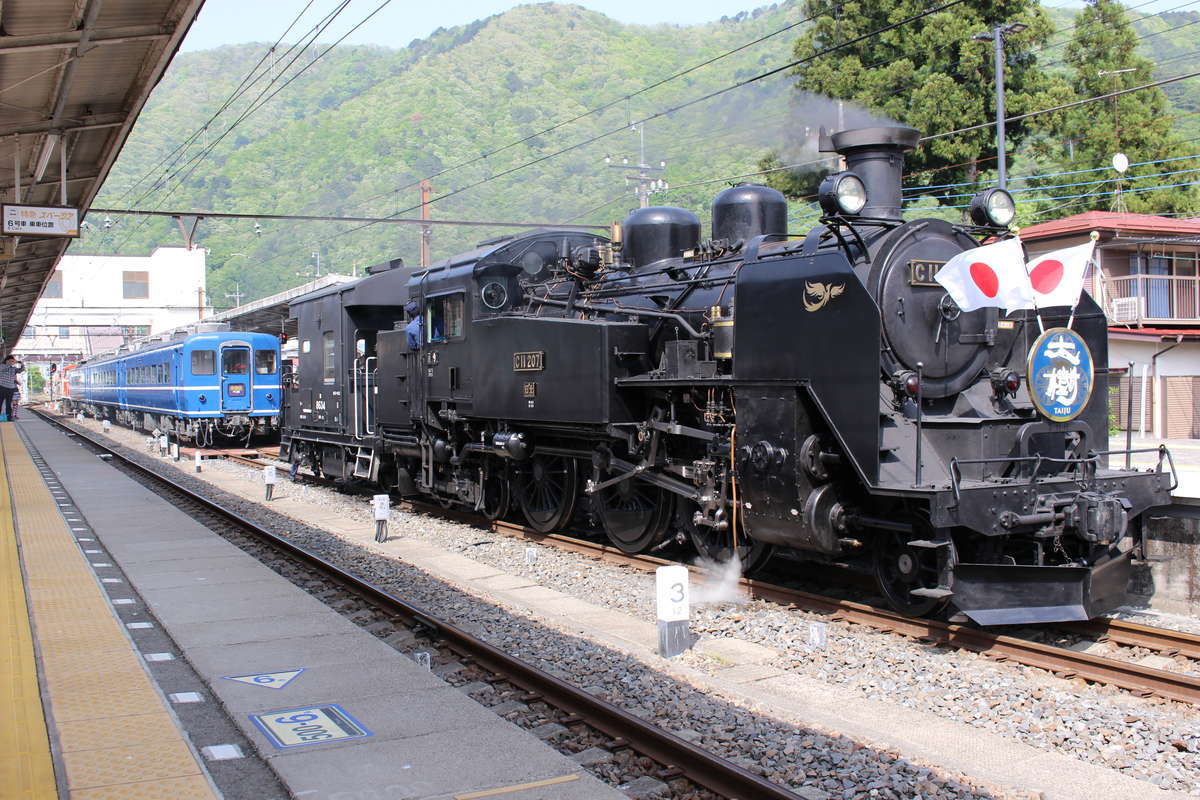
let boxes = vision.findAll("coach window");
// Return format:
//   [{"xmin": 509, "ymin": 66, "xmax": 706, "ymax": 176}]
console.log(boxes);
[
  {"xmin": 323, "ymin": 332, "xmax": 336, "ymax": 382},
  {"xmin": 191, "ymin": 350, "xmax": 216, "ymax": 375},
  {"xmin": 223, "ymin": 349, "xmax": 249, "ymax": 375},
  {"xmin": 426, "ymin": 294, "xmax": 464, "ymax": 343},
  {"xmin": 255, "ymin": 349, "xmax": 277, "ymax": 375}
]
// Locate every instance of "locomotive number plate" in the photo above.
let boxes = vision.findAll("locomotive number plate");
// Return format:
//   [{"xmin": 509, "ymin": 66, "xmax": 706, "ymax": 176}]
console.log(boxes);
[
  {"xmin": 523, "ymin": 382, "xmax": 537, "ymax": 398},
  {"xmin": 908, "ymin": 259, "xmax": 945, "ymax": 287},
  {"xmin": 513, "ymin": 351, "xmax": 545, "ymax": 372}
]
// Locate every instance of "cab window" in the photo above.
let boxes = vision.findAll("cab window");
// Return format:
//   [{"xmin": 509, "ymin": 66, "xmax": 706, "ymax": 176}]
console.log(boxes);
[
  {"xmin": 427, "ymin": 294, "xmax": 465, "ymax": 343},
  {"xmin": 191, "ymin": 350, "xmax": 216, "ymax": 375},
  {"xmin": 255, "ymin": 349, "xmax": 277, "ymax": 375}
]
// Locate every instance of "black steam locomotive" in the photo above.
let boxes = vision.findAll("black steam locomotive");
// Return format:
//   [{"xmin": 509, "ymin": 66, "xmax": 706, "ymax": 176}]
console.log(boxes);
[{"xmin": 282, "ymin": 126, "xmax": 1173, "ymax": 625}]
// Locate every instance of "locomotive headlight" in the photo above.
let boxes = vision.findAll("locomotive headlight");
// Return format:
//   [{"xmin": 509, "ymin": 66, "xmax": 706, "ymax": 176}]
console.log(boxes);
[
  {"xmin": 818, "ymin": 171, "xmax": 868, "ymax": 216},
  {"xmin": 969, "ymin": 188, "xmax": 1016, "ymax": 227},
  {"xmin": 990, "ymin": 368, "xmax": 1021, "ymax": 397}
]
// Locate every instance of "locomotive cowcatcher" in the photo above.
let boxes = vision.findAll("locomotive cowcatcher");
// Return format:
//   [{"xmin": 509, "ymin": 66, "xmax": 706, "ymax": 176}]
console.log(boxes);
[{"xmin": 282, "ymin": 125, "xmax": 1174, "ymax": 625}]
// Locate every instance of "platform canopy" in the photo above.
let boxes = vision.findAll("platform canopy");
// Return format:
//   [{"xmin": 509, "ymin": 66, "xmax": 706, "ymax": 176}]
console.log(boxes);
[{"xmin": 0, "ymin": 0, "xmax": 203, "ymax": 351}]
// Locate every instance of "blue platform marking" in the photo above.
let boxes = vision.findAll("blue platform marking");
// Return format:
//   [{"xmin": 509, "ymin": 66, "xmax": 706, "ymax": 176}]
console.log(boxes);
[
  {"xmin": 221, "ymin": 668, "xmax": 306, "ymax": 690},
  {"xmin": 250, "ymin": 703, "xmax": 372, "ymax": 749}
]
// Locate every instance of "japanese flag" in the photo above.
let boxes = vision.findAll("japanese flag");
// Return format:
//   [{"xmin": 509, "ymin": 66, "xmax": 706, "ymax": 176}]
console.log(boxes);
[
  {"xmin": 1023, "ymin": 242, "xmax": 1094, "ymax": 309},
  {"xmin": 934, "ymin": 238, "xmax": 1032, "ymax": 312}
]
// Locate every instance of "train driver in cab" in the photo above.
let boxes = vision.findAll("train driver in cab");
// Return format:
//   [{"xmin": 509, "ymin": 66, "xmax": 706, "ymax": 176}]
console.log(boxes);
[{"xmin": 405, "ymin": 300, "xmax": 422, "ymax": 350}]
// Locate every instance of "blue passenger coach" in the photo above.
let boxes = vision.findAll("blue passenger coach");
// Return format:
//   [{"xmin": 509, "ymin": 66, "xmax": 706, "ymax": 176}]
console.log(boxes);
[{"xmin": 68, "ymin": 330, "xmax": 282, "ymax": 443}]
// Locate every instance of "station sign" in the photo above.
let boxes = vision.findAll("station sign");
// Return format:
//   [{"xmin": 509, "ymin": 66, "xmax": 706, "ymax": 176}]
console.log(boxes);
[{"xmin": 1, "ymin": 204, "xmax": 79, "ymax": 237}]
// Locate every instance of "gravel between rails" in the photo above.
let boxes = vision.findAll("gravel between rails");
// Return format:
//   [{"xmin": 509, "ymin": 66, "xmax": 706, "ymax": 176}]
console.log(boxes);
[{"xmin": 62, "ymin": 416, "xmax": 1199, "ymax": 797}]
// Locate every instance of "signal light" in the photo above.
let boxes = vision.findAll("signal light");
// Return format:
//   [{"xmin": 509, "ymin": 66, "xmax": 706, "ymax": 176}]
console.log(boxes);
[{"xmin": 895, "ymin": 371, "xmax": 920, "ymax": 398}]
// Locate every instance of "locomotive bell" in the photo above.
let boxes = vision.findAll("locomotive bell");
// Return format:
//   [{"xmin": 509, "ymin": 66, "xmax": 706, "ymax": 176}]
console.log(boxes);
[
  {"xmin": 711, "ymin": 184, "xmax": 787, "ymax": 243},
  {"xmin": 621, "ymin": 206, "xmax": 700, "ymax": 268},
  {"xmin": 819, "ymin": 126, "xmax": 919, "ymax": 220}
]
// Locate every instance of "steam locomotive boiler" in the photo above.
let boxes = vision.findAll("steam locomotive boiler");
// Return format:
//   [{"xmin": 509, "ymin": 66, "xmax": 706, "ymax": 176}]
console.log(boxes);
[{"xmin": 283, "ymin": 125, "xmax": 1173, "ymax": 625}]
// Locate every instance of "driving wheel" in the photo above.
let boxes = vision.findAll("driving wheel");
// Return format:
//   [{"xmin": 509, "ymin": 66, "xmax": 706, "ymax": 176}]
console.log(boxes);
[
  {"xmin": 597, "ymin": 480, "xmax": 672, "ymax": 554},
  {"xmin": 515, "ymin": 454, "xmax": 578, "ymax": 533}
]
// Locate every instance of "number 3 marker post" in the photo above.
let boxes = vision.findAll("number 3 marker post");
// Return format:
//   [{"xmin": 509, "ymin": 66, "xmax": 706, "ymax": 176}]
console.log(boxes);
[
  {"xmin": 373, "ymin": 494, "xmax": 390, "ymax": 543},
  {"xmin": 656, "ymin": 564, "xmax": 692, "ymax": 658}
]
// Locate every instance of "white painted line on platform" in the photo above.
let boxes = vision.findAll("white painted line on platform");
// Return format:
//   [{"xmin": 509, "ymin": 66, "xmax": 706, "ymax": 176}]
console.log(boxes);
[
  {"xmin": 111, "ymin": 598, "xmax": 135, "ymax": 605},
  {"xmin": 101, "ymin": 578, "xmax": 122, "ymax": 583},
  {"xmin": 201, "ymin": 744, "xmax": 244, "ymax": 761},
  {"xmin": 144, "ymin": 652, "xmax": 174, "ymax": 662},
  {"xmin": 91, "ymin": 562, "xmax": 112, "ymax": 567},
  {"xmin": 170, "ymin": 692, "xmax": 204, "ymax": 704},
  {"xmin": 84, "ymin": 549, "xmax": 102, "ymax": 554},
  {"xmin": 126, "ymin": 622, "xmax": 153, "ymax": 629}
]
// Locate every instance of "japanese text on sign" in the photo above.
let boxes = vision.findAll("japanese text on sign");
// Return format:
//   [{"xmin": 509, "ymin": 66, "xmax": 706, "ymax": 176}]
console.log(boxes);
[{"xmin": 1, "ymin": 205, "xmax": 79, "ymax": 237}]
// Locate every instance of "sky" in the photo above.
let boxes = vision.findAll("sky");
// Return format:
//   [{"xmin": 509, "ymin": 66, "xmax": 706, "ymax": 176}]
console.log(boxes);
[{"xmin": 179, "ymin": 0, "xmax": 1194, "ymax": 53}]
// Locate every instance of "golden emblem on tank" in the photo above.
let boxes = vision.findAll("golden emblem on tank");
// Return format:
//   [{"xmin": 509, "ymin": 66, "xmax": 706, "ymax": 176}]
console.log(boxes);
[{"xmin": 802, "ymin": 281, "xmax": 845, "ymax": 312}]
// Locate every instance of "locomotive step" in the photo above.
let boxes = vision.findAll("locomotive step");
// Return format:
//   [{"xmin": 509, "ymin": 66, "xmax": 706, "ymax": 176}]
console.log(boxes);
[
  {"xmin": 909, "ymin": 587, "xmax": 954, "ymax": 598},
  {"xmin": 906, "ymin": 539, "xmax": 951, "ymax": 549}
]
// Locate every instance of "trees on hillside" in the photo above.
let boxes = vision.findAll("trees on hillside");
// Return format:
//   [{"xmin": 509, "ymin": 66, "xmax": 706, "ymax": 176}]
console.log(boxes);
[
  {"xmin": 762, "ymin": 0, "xmax": 1064, "ymax": 200},
  {"xmin": 763, "ymin": 0, "xmax": 1199, "ymax": 220},
  {"xmin": 1032, "ymin": 0, "xmax": 1200, "ymax": 215}
]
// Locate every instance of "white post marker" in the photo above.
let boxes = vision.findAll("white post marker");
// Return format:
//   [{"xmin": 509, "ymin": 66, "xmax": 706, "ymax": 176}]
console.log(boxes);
[
  {"xmin": 159, "ymin": 434, "xmax": 169, "ymax": 456},
  {"xmin": 145, "ymin": 436, "xmax": 155, "ymax": 453},
  {"xmin": 655, "ymin": 564, "xmax": 692, "ymax": 658},
  {"xmin": 102, "ymin": 419, "xmax": 111, "ymax": 433},
  {"xmin": 372, "ymin": 494, "xmax": 390, "ymax": 542},
  {"xmin": 77, "ymin": 412, "xmax": 84, "ymax": 422},
  {"xmin": 171, "ymin": 442, "xmax": 180, "ymax": 461},
  {"xmin": 264, "ymin": 465, "xmax": 277, "ymax": 501},
  {"xmin": 195, "ymin": 450, "xmax": 202, "ymax": 473},
  {"xmin": 808, "ymin": 621, "xmax": 828, "ymax": 648}
]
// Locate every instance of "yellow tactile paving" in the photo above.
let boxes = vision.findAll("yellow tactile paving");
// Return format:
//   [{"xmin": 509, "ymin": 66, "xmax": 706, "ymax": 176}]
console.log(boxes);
[
  {"xmin": 0, "ymin": 426, "xmax": 219, "ymax": 798},
  {"xmin": 0, "ymin": 426, "xmax": 57, "ymax": 798}
]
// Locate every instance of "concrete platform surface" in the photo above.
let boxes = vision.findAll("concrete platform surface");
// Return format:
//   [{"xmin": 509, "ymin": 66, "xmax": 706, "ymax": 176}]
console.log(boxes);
[{"xmin": 21, "ymin": 415, "xmax": 624, "ymax": 800}]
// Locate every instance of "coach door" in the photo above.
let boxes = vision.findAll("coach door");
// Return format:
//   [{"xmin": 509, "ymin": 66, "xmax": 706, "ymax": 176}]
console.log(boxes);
[
  {"xmin": 220, "ymin": 344, "xmax": 252, "ymax": 412},
  {"xmin": 352, "ymin": 331, "xmax": 377, "ymax": 438}
]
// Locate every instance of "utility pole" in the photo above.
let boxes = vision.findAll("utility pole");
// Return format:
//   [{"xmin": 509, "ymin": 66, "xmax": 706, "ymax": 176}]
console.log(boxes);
[
  {"xmin": 419, "ymin": 180, "xmax": 432, "ymax": 268},
  {"xmin": 311, "ymin": 249, "xmax": 321, "ymax": 277},
  {"xmin": 606, "ymin": 123, "xmax": 666, "ymax": 208},
  {"xmin": 225, "ymin": 282, "xmax": 244, "ymax": 308},
  {"xmin": 973, "ymin": 21, "xmax": 1027, "ymax": 189}
]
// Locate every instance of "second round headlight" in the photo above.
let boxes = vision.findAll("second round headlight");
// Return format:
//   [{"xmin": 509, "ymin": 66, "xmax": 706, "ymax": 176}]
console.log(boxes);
[{"xmin": 969, "ymin": 188, "xmax": 1016, "ymax": 227}]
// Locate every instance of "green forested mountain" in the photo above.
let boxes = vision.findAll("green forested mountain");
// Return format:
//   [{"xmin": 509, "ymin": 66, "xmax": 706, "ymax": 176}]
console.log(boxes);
[{"xmin": 77, "ymin": 2, "xmax": 1199, "ymax": 307}]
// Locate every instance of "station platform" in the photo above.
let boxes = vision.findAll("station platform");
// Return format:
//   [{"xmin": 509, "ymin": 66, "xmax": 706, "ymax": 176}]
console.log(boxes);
[{"xmin": 1, "ymin": 414, "xmax": 623, "ymax": 800}]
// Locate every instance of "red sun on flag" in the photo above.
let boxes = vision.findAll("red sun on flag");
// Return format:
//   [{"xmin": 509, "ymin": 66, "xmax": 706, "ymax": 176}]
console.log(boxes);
[
  {"xmin": 969, "ymin": 262, "xmax": 999, "ymax": 298},
  {"xmin": 1029, "ymin": 259, "xmax": 1064, "ymax": 294}
]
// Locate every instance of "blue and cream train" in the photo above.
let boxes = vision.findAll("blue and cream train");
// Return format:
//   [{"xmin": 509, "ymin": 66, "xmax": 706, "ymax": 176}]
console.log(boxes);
[{"xmin": 67, "ymin": 328, "xmax": 282, "ymax": 444}]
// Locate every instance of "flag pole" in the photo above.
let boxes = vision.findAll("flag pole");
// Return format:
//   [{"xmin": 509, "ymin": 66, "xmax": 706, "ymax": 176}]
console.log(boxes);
[
  {"xmin": 1015, "ymin": 230, "xmax": 1045, "ymax": 333},
  {"xmin": 1066, "ymin": 232, "xmax": 1100, "ymax": 330}
]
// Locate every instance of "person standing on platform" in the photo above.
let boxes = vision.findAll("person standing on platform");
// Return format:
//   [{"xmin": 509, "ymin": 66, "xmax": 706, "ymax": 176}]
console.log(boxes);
[{"xmin": 0, "ymin": 355, "xmax": 23, "ymax": 421}]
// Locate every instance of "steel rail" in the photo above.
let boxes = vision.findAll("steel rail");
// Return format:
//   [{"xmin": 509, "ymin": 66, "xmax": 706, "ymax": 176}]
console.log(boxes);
[
  {"xmin": 33, "ymin": 409, "xmax": 804, "ymax": 800},
  {"xmin": 1062, "ymin": 618, "xmax": 1200, "ymax": 661},
  {"xmin": 69, "ymin": 416, "xmax": 1200, "ymax": 705}
]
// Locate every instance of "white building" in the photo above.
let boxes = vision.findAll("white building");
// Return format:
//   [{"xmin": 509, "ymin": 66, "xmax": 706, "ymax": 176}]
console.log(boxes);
[{"xmin": 14, "ymin": 247, "xmax": 212, "ymax": 363}]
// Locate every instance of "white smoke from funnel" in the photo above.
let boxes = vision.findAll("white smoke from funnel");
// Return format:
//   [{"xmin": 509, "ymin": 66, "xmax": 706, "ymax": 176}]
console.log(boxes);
[
  {"xmin": 691, "ymin": 554, "xmax": 749, "ymax": 605},
  {"xmin": 775, "ymin": 92, "xmax": 903, "ymax": 172}
]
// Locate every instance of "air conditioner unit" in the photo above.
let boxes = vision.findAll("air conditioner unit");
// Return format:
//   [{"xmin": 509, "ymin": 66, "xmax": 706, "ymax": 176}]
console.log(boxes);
[{"xmin": 1110, "ymin": 296, "xmax": 1140, "ymax": 323}]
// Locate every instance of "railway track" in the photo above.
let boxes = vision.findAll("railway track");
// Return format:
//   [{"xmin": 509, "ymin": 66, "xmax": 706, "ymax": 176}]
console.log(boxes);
[
  {"xmin": 52, "ymin": 412, "xmax": 1200, "ymax": 706},
  {"xmin": 35, "ymin": 407, "xmax": 805, "ymax": 800}
]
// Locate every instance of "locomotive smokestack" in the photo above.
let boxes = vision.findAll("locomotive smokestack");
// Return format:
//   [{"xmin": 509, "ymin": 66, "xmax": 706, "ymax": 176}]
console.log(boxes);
[{"xmin": 819, "ymin": 126, "xmax": 919, "ymax": 220}]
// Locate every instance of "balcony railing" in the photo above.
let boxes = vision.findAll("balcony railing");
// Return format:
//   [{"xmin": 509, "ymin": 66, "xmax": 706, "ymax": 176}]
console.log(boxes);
[{"xmin": 1100, "ymin": 274, "xmax": 1200, "ymax": 324}]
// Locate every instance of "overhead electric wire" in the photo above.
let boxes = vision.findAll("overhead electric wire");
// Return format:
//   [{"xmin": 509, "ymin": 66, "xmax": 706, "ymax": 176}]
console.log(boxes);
[
  {"xmin": 235, "ymin": 0, "xmax": 970, "ymax": 272},
  {"xmin": 346, "ymin": 1, "xmax": 839, "ymax": 213},
  {"xmin": 113, "ymin": 0, "xmax": 330, "ymax": 205}
]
